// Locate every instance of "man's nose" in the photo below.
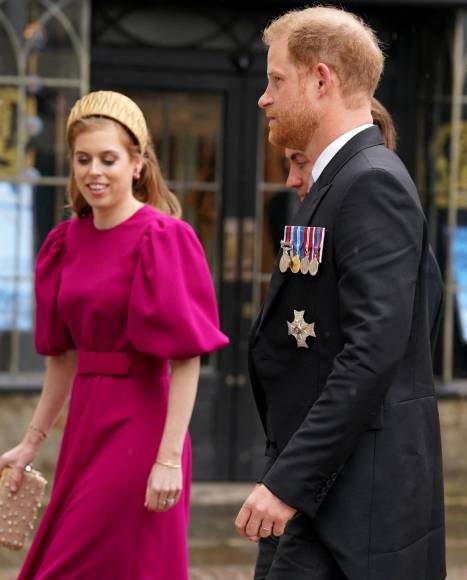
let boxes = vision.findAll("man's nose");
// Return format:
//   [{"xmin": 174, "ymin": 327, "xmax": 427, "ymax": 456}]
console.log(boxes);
[
  {"xmin": 258, "ymin": 91, "xmax": 273, "ymax": 109},
  {"xmin": 286, "ymin": 172, "xmax": 302, "ymax": 190}
]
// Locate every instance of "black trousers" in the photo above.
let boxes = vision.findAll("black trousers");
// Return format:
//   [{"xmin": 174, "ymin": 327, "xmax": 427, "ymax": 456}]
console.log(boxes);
[{"xmin": 254, "ymin": 514, "xmax": 347, "ymax": 580}]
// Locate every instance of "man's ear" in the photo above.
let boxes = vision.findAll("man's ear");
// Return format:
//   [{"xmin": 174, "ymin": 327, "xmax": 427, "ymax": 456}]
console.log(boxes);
[{"xmin": 315, "ymin": 63, "xmax": 333, "ymax": 96}]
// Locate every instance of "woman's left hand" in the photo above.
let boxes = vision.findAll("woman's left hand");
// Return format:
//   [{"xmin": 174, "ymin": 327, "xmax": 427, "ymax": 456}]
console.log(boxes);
[{"xmin": 144, "ymin": 462, "xmax": 182, "ymax": 512}]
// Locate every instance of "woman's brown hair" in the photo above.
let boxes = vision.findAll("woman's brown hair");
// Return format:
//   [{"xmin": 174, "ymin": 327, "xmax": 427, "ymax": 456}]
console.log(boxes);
[
  {"xmin": 67, "ymin": 116, "xmax": 181, "ymax": 218},
  {"xmin": 371, "ymin": 98, "xmax": 397, "ymax": 152}
]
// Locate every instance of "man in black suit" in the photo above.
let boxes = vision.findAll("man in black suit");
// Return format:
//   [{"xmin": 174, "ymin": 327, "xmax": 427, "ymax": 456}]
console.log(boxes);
[{"xmin": 235, "ymin": 6, "xmax": 446, "ymax": 579}]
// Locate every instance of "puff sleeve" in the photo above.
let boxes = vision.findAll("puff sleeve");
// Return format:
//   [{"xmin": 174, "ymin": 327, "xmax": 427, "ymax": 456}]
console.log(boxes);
[
  {"xmin": 127, "ymin": 218, "xmax": 229, "ymax": 359},
  {"xmin": 34, "ymin": 221, "xmax": 74, "ymax": 356}
]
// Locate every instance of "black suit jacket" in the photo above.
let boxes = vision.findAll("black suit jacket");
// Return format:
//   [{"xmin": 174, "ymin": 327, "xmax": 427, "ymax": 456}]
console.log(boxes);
[
  {"xmin": 249, "ymin": 127, "xmax": 446, "ymax": 580},
  {"xmin": 427, "ymin": 245, "xmax": 444, "ymax": 355}
]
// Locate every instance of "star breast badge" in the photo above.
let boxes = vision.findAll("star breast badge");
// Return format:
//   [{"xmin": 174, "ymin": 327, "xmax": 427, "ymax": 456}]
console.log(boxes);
[{"xmin": 287, "ymin": 309, "xmax": 316, "ymax": 348}]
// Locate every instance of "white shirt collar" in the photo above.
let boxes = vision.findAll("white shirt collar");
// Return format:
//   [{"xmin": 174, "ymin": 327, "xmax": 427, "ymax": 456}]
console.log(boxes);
[{"xmin": 311, "ymin": 124, "xmax": 374, "ymax": 184}]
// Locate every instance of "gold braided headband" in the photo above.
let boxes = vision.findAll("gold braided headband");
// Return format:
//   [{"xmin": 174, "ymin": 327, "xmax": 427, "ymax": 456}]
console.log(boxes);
[{"xmin": 66, "ymin": 90, "xmax": 149, "ymax": 152}]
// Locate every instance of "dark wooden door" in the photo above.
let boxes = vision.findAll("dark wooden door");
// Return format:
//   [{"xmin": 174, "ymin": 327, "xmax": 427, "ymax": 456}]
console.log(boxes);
[{"xmin": 92, "ymin": 46, "xmax": 268, "ymax": 479}]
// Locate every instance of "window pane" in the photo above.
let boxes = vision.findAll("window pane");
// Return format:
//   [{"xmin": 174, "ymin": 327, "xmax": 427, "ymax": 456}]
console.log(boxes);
[
  {"xmin": 0, "ymin": 14, "xmax": 18, "ymax": 75},
  {"xmin": 0, "ymin": 181, "xmax": 44, "ymax": 372},
  {"xmin": 0, "ymin": 331, "xmax": 12, "ymax": 373},
  {"xmin": 0, "ymin": 181, "xmax": 33, "ymax": 331},
  {"xmin": 0, "ymin": 183, "xmax": 66, "ymax": 372},
  {"xmin": 167, "ymin": 94, "xmax": 221, "ymax": 184},
  {"xmin": 183, "ymin": 188, "xmax": 217, "ymax": 271},
  {"xmin": 126, "ymin": 91, "xmax": 222, "ymax": 187},
  {"xmin": 25, "ymin": 6, "xmax": 80, "ymax": 79},
  {"xmin": 28, "ymin": 87, "xmax": 80, "ymax": 179},
  {"xmin": 122, "ymin": 89, "xmax": 222, "ymax": 269}
]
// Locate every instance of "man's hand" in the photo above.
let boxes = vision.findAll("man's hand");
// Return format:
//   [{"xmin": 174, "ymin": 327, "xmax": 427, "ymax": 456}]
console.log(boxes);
[{"xmin": 235, "ymin": 483, "xmax": 296, "ymax": 542}]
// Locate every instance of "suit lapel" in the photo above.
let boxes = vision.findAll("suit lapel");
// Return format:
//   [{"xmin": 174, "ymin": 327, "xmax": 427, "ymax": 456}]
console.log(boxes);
[
  {"xmin": 253, "ymin": 126, "xmax": 385, "ymax": 339},
  {"xmin": 250, "ymin": 304, "xmax": 264, "ymax": 346},
  {"xmin": 293, "ymin": 182, "xmax": 332, "ymax": 226}
]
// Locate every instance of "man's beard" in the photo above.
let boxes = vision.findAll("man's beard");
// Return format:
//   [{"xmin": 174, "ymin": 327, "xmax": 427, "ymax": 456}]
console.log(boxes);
[{"xmin": 269, "ymin": 102, "xmax": 319, "ymax": 151}]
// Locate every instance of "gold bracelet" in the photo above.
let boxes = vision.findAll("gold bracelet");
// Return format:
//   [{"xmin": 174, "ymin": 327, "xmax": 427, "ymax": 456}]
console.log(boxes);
[
  {"xmin": 28, "ymin": 424, "xmax": 47, "ymax": 441},
  {"xmin": 156, "ymin": 459, "xmax": 181, "ymax": 469}
]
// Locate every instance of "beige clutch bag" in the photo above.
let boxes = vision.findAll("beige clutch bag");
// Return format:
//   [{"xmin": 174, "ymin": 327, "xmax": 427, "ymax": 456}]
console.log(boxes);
[{"xmin": 0, "ymin": 466, "xmax": 47, "ymax": 550}]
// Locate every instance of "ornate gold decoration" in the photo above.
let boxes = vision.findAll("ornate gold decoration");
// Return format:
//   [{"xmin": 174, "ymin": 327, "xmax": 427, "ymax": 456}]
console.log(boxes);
[{"xmin": 433, "ymin": 121, "xmax": 467, "ymax": 209}]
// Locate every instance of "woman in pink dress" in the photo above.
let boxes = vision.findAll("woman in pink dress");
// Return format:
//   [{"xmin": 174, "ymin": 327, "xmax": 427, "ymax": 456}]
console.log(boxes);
[{"xmin": 0, "ymin": 91, "xmax": 228, "ymax": 579}]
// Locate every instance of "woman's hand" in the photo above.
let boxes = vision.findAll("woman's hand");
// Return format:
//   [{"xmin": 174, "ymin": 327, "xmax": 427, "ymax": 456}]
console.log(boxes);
[
  {"xmin": 0, "ymin": 438, "xmax": 40, "ymax": 493},
  {"xmin": 0, "ymin": 352, "xmax": 76, "ymax": 494},
  {"xmin": 144, "ymin": 461, "xmax": 182, "ymax": 512}
]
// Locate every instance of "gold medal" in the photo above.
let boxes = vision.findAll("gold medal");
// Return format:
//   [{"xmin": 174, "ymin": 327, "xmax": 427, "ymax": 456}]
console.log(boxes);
[
  {"xmin": 291, "ymin": 254, "xmax": 301, "ymax": 273},
  {"xmin": 279, "ymin": 250, "xmax": 291, "ymax": 273},
  {"xmin": 309, "ymin": 257, "xmax": 319, "ymax": 276},
  {"xmin": 300, "ymin": 256, "xmax": 309, "ymax": 275}
]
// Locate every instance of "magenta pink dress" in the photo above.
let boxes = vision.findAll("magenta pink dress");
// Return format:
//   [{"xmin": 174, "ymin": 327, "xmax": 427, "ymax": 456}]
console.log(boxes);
[{"xmin": 19, "ymin": 205, "xmax": 228, "ymax": 580}]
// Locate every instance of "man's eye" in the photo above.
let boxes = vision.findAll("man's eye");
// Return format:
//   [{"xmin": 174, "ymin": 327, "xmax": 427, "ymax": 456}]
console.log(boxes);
[{"xmin": 269, "ymin": 76, "xmax": 281, "ymax": 85}]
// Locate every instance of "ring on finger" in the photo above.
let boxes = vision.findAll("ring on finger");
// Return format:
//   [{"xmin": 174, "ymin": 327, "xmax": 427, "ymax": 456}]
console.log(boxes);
[
  {"xmin": 260, "ymin": 526, "xmax": 272, "ymax": 532},
  {"xmin": 166, "ymin": 498, "xmax": 176, "ymax": 507}
]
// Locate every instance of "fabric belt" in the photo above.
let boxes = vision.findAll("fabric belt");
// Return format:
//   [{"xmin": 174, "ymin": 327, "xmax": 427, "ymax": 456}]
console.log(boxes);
[{"xmin": 77, "ymin": 350, "xmax": 168, "ymax": 377}]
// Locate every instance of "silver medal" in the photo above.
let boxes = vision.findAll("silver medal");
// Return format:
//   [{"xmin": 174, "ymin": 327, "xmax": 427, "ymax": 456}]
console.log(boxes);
[
  {"xmin": 309, "ymin": 257, "xmax": 319, "ymax": 276},
  {"xmin": 279, "ymin": 250, "xmax": 291, "ymax": 273}
]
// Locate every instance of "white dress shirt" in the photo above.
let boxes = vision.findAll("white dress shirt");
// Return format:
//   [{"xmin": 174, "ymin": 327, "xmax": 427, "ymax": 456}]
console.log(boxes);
[{"xmin": 311, "ymin": 124, "xmax": 373, "ymax": 184}]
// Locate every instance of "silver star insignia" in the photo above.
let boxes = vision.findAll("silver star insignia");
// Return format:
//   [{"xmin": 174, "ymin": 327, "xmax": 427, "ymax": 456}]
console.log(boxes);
[{"xmin": 287, "ymin": 310, "xmax": 316, "ymax": 348}]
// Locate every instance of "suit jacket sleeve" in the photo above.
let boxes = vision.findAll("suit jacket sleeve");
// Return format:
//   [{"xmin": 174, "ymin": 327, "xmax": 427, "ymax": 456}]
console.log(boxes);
[{"xmin": 261, "ymin": 168, "xmax": 424, "ymax": 519}]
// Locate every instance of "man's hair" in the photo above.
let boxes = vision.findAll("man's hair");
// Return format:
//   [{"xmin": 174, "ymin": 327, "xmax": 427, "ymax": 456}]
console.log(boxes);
[{"xmin": 263, "ymin": 6, "xmax": 384, "ymax": 106}]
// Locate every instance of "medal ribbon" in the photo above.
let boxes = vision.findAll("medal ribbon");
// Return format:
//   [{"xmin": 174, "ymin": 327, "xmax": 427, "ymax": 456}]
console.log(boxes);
[
  {"xmin": 311, "ymin": 227, "xmax": 317, "ymax": 260},
  {"xmin": 314, "ymin": 227, "xmax": 320, "ymax": 261},
  {"xmin": 293, "ymin": 226, "xmax": 303, "ymax": 259},
  {"xmin": 310, "ymin": 227, "xmax": 326, "ymax": 262},
  {"xmin": 298, "ymin": 227, "xmax": 304, "ymax": 259},
  {"xmin": 284, "ymin": 226, "xmax": 326, "ymax": 263},
  {"xmin": 318, "ymin": 228, "xmax": 326, "ymax": 261},
  {"xmin": 290, "ymin": 226, "xmax": 295, "ymax": 258},
  {"xmin": 282, "ymin": 225, "xmax": 292, "ymax": 247},
  {"xmin": 305, "ymin": 227, "xmax": 311, "ymax": 257}
]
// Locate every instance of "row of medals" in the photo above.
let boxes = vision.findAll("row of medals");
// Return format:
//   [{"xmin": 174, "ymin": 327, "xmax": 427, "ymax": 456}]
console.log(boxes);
[{"xmin": 279, "ymin": 245, "xmax": 320, "ymax": 276}]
